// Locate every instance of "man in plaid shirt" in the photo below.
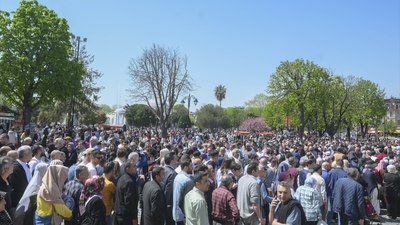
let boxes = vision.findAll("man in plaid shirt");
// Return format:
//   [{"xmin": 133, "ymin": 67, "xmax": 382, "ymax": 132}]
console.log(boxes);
[{"xmin": 211, "ymin": 175, "xmax": 239, "ymax": 225}]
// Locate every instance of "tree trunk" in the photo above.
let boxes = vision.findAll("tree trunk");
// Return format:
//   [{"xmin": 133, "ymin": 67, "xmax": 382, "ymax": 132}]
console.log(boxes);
[
  {"xmin": 346, "ymin": 125, "xmax": 351, "ymax": 141},
  {"xmin": 22, "ymin": 101, "xmax": 32, "ymax": 130},
  {"xmin": 160, "ymin": 118, "xmax": 168, "ymax": 138},
  {"xmin": 298, "ymin": 103, "xmax": 305, "ymax": 140}
]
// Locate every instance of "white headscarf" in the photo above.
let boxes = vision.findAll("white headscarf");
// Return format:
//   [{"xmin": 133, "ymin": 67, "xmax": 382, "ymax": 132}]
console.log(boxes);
[{"xmin": 14, "ymin": 162, "xmax": 49, "ymax": 218}]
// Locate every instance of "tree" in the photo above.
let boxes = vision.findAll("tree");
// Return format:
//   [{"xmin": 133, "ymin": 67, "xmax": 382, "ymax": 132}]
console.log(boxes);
[
  {"xmin": 80, "ymin": 106, "xmax": 107, "ymax": 125},
  {"xmin": 128, "ymin": 44, "xmax": 192, "ymax": 137},
  {"xmin": 244, "ymin": 93, "xmax": 268, "ymax": 117},
  {"xmin": 34, "ymin": 35, "xmax": 103, "ymax": 128},
  {"xmin": 214, "ymin": 85, "xmax": 226, "ymax": 107},
  {"xmin": 124, "ymin": 104, "xmax": 157, "ymax": 127},
  {"xmin": 0, "ymin": 0, "xmax": 83, "ymax": 127},
  {"xmin": 196, "ymin": 104, "xmax": 230, "ymax": 130},
  {"xmin": 264, "ymin": 96, "xmax": 297, "ymax": 129},
  {"xmin": 99, "ymin": 104, "xmax": 114, "ymax": 114},
  {"xmin": 69, "ymin": 36, "xmax": 103, "ymax": 128},
  {"xmin": 379, "ymin": 120, "xmax": 397, "ymax": 134},
  {"xmin": 267, "ymin": 59, "xmax": 328, "ymax": 139},
  {"xmin": 349, "ymin": 79, "xmax": 385, "ymax": 138},
  {"xmin": 170, "ymin": 104, "xmax": 191, "ymax": 128},
  {"xmin": 35, "ymin": 102, "xmax": 65, "ymax": 125},
  {"xmin": 317, "ymin": 75, "xmax": 357, "ymax": 139},
  {"xmin": 239, "ymin": 117, "xmax": 268, "ymax": 133},
  {"xmin": 224, "ymin": 107, "xmax": 247, "ymax": 128}
]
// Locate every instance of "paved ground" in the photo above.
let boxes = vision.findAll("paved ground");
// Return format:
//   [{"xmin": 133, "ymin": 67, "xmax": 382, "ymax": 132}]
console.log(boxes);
[
  {"xmin": 374, "ymin": 209, "xmax": 400, "ymax": 225},
  {"xmin": 327, "ymin": 209, "xmax": 400, "ymax": 225}
]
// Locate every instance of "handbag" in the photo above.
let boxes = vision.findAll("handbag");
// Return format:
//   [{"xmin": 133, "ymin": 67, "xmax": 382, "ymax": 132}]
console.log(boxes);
[{"xmin": 317, "ymin": 220, "xmax": 328, "ymax": 225}]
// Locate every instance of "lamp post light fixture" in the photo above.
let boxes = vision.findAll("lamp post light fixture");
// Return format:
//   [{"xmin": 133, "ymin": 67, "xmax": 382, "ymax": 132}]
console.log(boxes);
[
  {"xmin": 181, "ymin": 94, "xmax": 198, "ymax": 117},
  {"xmin": 68, "ymin": 35, "xmax": 87, "ymax": 130}
]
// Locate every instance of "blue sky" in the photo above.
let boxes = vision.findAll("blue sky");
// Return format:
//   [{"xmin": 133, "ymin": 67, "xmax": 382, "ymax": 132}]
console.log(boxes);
[{"xmin": 2, "ymin": 0, "xmax": 400, "ymax": 111}]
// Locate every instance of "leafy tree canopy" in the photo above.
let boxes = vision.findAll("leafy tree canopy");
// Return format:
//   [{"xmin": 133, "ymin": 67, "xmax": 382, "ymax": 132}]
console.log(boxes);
[
  {"xmin": 124, "ymin": 104, "xmax": 157, "ymax": 127},
  {"xmin": 196, "ymin": 104, "xmax": 229, "ymax": 130},
  {"xmin": 0, "ymin": 0, "xmax": 84, "ymax": 126}
]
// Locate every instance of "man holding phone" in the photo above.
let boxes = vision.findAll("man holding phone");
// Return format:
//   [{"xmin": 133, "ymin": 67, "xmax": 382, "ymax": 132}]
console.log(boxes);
[{"xmin": 269, "ymin": 181, "xmax": 305, "ymax": 225}]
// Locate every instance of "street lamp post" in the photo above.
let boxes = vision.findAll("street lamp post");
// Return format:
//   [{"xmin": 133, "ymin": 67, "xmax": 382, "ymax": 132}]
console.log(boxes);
[
  {"xmin": 181, "ymin": 94, "xmax": 198, "ymax": 117},
  {"xmin": 68, "ymin": 35, "xmax": 87, "ymax": 130}
]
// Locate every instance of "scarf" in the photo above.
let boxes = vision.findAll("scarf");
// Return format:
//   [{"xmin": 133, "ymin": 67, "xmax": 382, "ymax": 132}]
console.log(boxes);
[{"xmin": 38, "ymin": 165, "xmax": 68, "ymax": 225}]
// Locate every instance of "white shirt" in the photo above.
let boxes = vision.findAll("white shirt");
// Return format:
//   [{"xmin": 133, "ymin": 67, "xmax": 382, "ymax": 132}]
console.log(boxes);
[
  {"xmin": 17, "ymin": 159, "xmax": 32, "ymax": 182},
  {"xmin": 86, "ymin": 162, "xmax": 98, "ymax": 178},
  {"xmin": 28, "ymin": 157, "xmax": 42, "ymax": 174}
]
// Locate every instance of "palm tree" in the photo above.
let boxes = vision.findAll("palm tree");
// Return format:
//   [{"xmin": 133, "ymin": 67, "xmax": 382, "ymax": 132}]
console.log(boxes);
[{"xmin": 214, "ymin": 85, "xmax": 226, "ymax": 107}]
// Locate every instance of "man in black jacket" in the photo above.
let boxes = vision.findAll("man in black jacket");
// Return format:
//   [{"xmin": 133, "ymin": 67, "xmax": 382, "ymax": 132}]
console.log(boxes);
[
  {"xmin": 114, "ymin": 161, "xmax": 139, "ymax": 225},
  {"xmin": 9, "ymin": 145, "xmax": 32, "ymax": 212},
  {"xmin": 163, "ymin": 152, "xmax": 178, "ymax": 225},
  {"xmin": 269, "ymin": 181, "xmax": 306, "ymax": 225},
  {"xmin": 142, "ymin": 166, "xmax": 166, "ymax": 225}
]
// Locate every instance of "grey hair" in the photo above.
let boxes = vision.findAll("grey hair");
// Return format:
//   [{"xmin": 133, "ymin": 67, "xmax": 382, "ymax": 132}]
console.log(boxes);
[
  {"xmin": 220, "ymin": 175, "xmax": 233, "ymax": 187},
  {"xmin": 128, "ymin": 152, "xmax": 139, "ymax": 161},
  {"xmin": 17, "ymin": 145, "xmax": 31, "ymax": 159},
  {"xmin": 75, "ymin": 165, "xmax": 89, "ymax": 179},
  {"xmin": 345, "ymin": 167, "xmax": 359, "ymax": 179},
  {"xmin": 0, "ymin": 156, "xmax": 13, "ymax": 175}
]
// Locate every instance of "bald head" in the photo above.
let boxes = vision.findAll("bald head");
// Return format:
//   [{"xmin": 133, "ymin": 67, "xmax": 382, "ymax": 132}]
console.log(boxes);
[{"xmin": 7, "ymin": 150, "xmax": 18, "ymax": 160}]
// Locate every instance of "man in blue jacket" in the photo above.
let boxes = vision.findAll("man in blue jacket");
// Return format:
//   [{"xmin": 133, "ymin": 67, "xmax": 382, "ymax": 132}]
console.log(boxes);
[{"xmin": 332, "ymin": 168, "xmax": 366, "ymax": 225}]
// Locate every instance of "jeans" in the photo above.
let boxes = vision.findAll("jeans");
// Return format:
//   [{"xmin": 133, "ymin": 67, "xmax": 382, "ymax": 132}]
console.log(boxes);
[
  {"xmin": 106, "ymin": 215, "xmax": 112, "ymax": 225},
  {"xmin": 34, "ymin": 212, "xmax": 52, "ymax": 225}
]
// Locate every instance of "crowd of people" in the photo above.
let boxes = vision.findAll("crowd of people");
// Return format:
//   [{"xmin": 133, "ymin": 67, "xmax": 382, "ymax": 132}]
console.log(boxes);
[{"xmin": 0, "ymin": 124, "xmax": 399, "ymax": 225}]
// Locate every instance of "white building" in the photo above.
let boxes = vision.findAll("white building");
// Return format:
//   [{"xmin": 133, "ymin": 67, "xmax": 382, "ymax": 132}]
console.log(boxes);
[{"xmin": 106, "ymin": 108, "xmax": 126, "ymax": 125}]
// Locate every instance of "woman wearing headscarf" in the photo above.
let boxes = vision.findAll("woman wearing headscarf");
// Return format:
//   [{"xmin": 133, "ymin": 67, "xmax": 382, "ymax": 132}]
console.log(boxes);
[
  {"xmin": 79, "ymin": 176, "xmax": 106, "ymax": 225},
  {"xmin": 34, "ymin": 165, "xmax": 72, "ymax": 225},
  {"xmin": 384, "ymin": 164, "xmax": 400, "ymax": 219},
  {"xmin": 0, "ymin": 156, "xmax": 13, "ymax": 216},
  {"xmin": 294, "ymin": 176, "xmax": 322, "ymax": 225},
  {"xmin": 0, "ymin": 191, "xmax": 12, "ymax": 225},
  {"xmin": 14, "ymin": 162, "xmax": 48, "ymax": 225}
]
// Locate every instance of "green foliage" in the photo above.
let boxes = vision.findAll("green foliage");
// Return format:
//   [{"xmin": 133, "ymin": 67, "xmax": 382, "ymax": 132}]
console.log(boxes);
[
  {"xmin": 224, "ymin": 107, "xmax": 247, "ymax": 128},
  {"xmin": 124, "ymin": 104, "xmax": 157, "ymax": 127},
  {"xmin": 0, "ymin": 0, "xmax": 84, "ymax": 126},
  {"xmin": 244, "ymin": 94, "xmax": 268, "ymax": 117},
  {"xmin": 196, "ymin": 104, "xmax": 230, "ymax": 130},
  {"xmin": 178, "ymin": 114, "xmax": 192, "ymax": 128},
  {"xmin": 266, "ymin": 58, "xmax": 386, "ymax": 138},
  {"xmin": 349, "ymin": 79, "xmax": 385, "ymax": 138},
  {"xmin": 214, "ymin": 85, "xmax": 226, "ymax": 107},
  {"xmin": 35, "ymin": 102, "xmax": 65, "ymax": 125},
  {"xmin": 267, "ymin": 59, "xmax": 328, "ymax": 137},
  {"xmin": 99, "ymin": 104, "xmax": 114, "ymax": 114},
  {"xmin": 170, "ymin": 104, "xmax": 191, "ymax": 128},
  {"xmin": 80, "ymin": 107, "xmax": 107, "ymax": 125},
  {"xmin": 379, "ymin": 120, "xmax": 397, "ymax": 134}
]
